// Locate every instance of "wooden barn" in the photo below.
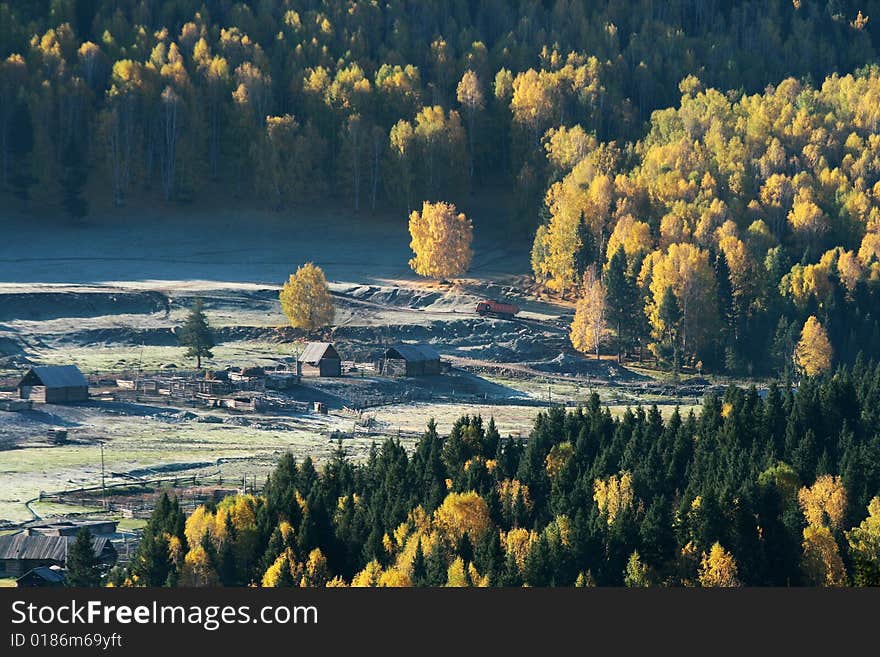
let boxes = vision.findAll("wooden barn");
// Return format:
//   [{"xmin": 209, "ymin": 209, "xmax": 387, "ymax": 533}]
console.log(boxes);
[
  {"xmin": 298, "ymin": 342, "xmax": 342, "ymax": 377},
  {"xmin": 17, "ymin": 365, "xmax": 88, "ymax": 404},
  {"xmin": 16, "ymin": 566, "xmax": 66, "ymax": 588},
  {"xmin": 379, "ymin": 344, "xmax": 441, "ymax": 377},
  {"xmin": 0, "ymin": 533, "xmax": 116, "ymax": 578}
]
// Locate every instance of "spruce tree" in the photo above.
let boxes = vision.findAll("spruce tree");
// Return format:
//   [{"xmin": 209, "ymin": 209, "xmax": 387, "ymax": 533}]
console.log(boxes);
[
  {"xmin": 218, "ymin": 537, "xmax": 237, "ymax": 586},
  {"xmin": 129, "ymin": 492, "xmax": 185, "ymax": 586},
  {"xmin": 574, "ymin": 219, "xmax": 596, "ymax": 281},
  {"xmin": 715, "ymin": 252, "xmax": 743, "ymax": 373},
  {"xmin": 474, "ymin": 529, "xmax": 504, "ymax": 585},
  {"xmin": 132, "ymin": 531, "xmax": 173, "ymax": 586},
  {"xmin": 275, "ymin": 556, "xmax": 295, "ymax": 587},
  {"xmin": 411, "ymin": 539, "xmax": 428, "ymax": 586},
  {"xmin": 362, "ymin": 514, "xmax": 384, "ymax": 565},
  {"xmin": 456, "ymin": 531, "xmax": 474, "ymax": 564},
  {"xmin": 523, "ymin": 534, "xmax": 552, "ymax": 586},
  {"xmin": 639, "ymin": 496, "xmax": 675, "ymax": 568},
  {"xmin": 484, "ymin": 417, "xmax": 500, "ymax": 457},
  {"xmin": 499, "ymin": 551, "xmax": 523, "ymax": 587},
  {"xmin": 426, "ymin": 539, "xmax": 447, "ymax": 586},
  {"xmin": 605, "ymin": 245, "xmax": 636, "ymax": 364},
  {"xmin": 261, "ymin": 527, "xmax": 285, "ymax": 577},
  {"xmin": 658, "ymin": 286, "xmax": 682, "ymax": 370},
  {"xmin": 199, "ymin": 533, "xmax": 219, "ymax": 578},
  {"xmin": 66, "ymin": 528, "xmax": 100, "ymax": 587},
  {"xmin": 178, "ymin": 297, "xmax": 215, "ymax": 368}
]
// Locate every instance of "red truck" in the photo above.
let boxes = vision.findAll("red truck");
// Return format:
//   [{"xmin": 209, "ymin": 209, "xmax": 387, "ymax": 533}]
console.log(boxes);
[{"xmin": 476, "ymin": 300, "xmax": 520, "ymax": 319}]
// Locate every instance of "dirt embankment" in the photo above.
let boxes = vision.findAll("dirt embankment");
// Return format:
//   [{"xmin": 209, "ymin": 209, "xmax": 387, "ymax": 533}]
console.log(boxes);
[
  {"xmin": 59, "ymin": 325, "xmax": 296, "ymax": 347},
  {"xmin": 0, "ymin": 291, "xmax": 168, "ymax": 322},
  {"xmin": 333, "ymin": 318, "xmax": 568, "ymax": 362},
  {"xmin": 0, "ymin": 278, "xmax": 584, "ymax": 378}
]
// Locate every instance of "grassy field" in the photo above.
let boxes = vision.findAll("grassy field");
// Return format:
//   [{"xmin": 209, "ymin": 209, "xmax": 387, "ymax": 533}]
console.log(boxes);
[
  {"xmin": 0, "ymin": 408, "xmax": 380, "ymax": 524},
  {"xmin": 25, "ymin": 340, "xmax": 298, "ymax": 373},
  {"xmin": 116, "ymin": 518, "xmax": 147, "ymax": 532}
]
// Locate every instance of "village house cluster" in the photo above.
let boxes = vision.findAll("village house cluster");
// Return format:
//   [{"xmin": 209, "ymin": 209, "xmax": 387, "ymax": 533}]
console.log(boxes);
[{"xmin": 1, "ymin": 341, "xmax": 445, "ymax": 413}]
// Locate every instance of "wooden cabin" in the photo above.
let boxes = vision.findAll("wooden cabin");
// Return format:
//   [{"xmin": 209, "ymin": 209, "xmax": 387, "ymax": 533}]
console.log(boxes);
[
  {"xmin": 379, "ymin": 344, "xmax": 441, "ymax": 377},
  {"xmin": 17, "ymin": 365, "xmax": 88, "ymax": 404},
  {"xmin": 0, "ymin": 534, "xmax": 116, "ymax": 578},
  {"xmin": 298, "ymin": 342, "xmax": 342, "ymax": 377},
  {"xmin": 16, "ymin": 566, "xmax": 66, "ymax": 588}
]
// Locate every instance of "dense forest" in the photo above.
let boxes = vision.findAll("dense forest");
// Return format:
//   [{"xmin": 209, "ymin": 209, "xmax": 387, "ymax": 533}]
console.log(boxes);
[
  {"xmin": 2, "ymin": 1, "xmax": 878, "ymax": 213},
  {"xmin": 94, "ymin": 362, "xmax": 879, "ymax": 588}
]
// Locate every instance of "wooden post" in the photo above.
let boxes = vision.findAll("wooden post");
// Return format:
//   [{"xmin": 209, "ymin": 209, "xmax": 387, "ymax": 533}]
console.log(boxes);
[{"xmin": 100, "ymin": 441, "xmax": 107, "ymax": 510}]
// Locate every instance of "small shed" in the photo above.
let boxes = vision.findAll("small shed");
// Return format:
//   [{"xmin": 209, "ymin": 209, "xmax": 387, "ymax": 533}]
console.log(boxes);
[
  {"xmin": 16, "ymin": 566, "xmax": 66, "ymax": 588},
  {"xmin": 0, "ymin": 533, "xmax": 116, "ymax": 578},
  {"xmin": 380, "ymin": 344, "xmax": 441, "ymax": 377},
  {"xmin": 18, "ymin": 365, "xmax": 88, "ymax": 404},
  {"xmin": 298, "ymin": 342, "xmax": 342, "ymax": 377}
]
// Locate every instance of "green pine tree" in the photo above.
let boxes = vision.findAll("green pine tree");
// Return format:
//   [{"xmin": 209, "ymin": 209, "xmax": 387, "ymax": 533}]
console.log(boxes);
[
  {"xmin": 65, "ymin": 528, "xmax": 100, "ymax": 587},
  {"xmin": 605, "ymin": 245, "xmax": 637, "ymax": 364},
  {"xmin": 658, "ymin": 286, "xmax": 682, "ymax": 371},
  {"xmin": 275, "ymin": 555, "xmax": 295, "ymax": 587},
  {"xmin": 499, "ymin": 551, "xmax": 523, "ymax": 587},
  {"xmin": 474, "ymin": 529, "xmax": 504, "ymax": 585},
  {"xmin": 456, "ymin": 531, "xmax": 474, "ymax": 564},
  {"xmin": 131, "ymin": 531, "xmax": 173, "ymax": 586},
  {"xmin": 178, "ymin": 297, "xmax": 215, "ymax": 368},
  {"xmin": 411, "ymin": 538, "xmax": 428, "ymax": 586},
  {"xmin": 426, "ymin": 538, "xmax": 448, "ymax": 586}
]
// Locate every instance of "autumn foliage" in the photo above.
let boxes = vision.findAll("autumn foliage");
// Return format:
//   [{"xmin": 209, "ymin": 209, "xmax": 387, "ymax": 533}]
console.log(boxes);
[
  {"xmin": 794, "ymin": 316, "xmax": 833, "ymax": 377},
  {"xmin": 532, "ymin": 71, "xmax": 880, "ymax": 373},
  {"xmin": 408, "ymin": 201, "xmax": 474, "ymax": 280},
  {"xmin": 698, "ymin": 543, "xmax": 740, "ymax": 587},
  {"xmin": 279, "ymin": 262, "xmax": 335, "ymax": 332},
  {"xmin": 593, "ymin": 471, "xmax": 633, "ymax": 525},
  {"xmin": 570, "ymin": 266, "xmax": 608, "ymax": 359}
]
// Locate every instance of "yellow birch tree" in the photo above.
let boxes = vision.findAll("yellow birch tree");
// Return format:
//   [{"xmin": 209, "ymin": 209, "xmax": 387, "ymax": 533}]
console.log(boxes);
[
  {"xmin": 279, "ymin": 262, "xmax": 335, "ymax": 331},
  {"xmin": 794, "ymin": 315, "xmax": 833, "ymax": 376},
  {"xmin": 798, "ymin": 474, "xmax": 847, "ymax": 531},
  {"xmin": 802, "ymin": 525, "xmax": 848, "ymax": 586},
  {"xmin": 570, "ymin": 266, "xmax": 608, "ymax": 360},
  {"xmin": 698, "ymin": 542, "xmax": 741, "ymax": 587},
  {"xmin": 408, "ymin": 201, "xmax": 474, "ymax": 280}
]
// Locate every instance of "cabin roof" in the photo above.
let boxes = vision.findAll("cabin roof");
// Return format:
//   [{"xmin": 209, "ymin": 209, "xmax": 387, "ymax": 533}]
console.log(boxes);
[
  {"xmin": 19, "ymin": 365, "xmax": 88, "ymax": 389},
  {"xmin": 298, "ymin": 342, "xmax": 340, "ymax": 364},
  {"xmin": 384, "ymin": 344, "xmax": 440, "ymax": 362},
  {"xmin": 17, "ymin": 566, "xmax": 66, "ymax": 584},
  {"xmin": 0, "ymin": 534, "xmax": 109, "ymax": 561}
]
